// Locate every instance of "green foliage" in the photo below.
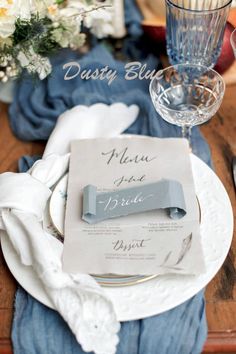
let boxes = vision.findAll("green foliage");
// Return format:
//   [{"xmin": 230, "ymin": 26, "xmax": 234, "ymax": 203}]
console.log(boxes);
[{"xmin": 12, "ymin": 15, "xmax": 60, "ymax": 56}]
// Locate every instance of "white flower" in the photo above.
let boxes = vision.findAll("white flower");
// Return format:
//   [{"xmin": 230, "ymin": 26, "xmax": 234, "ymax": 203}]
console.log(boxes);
[
  {"xmin": 0, "ymin": 36, "xmax": 12, "ymax": 48},
  {"xmin": 11, "ymin": 0, "xmax": 33, "ymax": 20},
  {"xmin": 52, "ymin": 25, "xmax": 85, "ymax": 49},
  {"xmin": 69, "ymin": 32, "xmax": 86, "ymax": 49},
  {"xmin": 0, "ymin": 0, "xmax": 48, "ymax": 38},
  {"xmin": 50, "ymin": 2, "xmax": 85, "ymax": 49},
  {"xmin": 17, "ymin": 46, "xmax": 52, "ymax": 80},
  {"xmin": 46, "ymin": 0, "xmax": 83, "ymax": 20},
  {"xmin": 0, "ymin": 17, "xmax": 15, "ymax": 38},
  {"xmin": 0, "ymin": 0, "xmax": 16, "ymax": 38},
  {"xmin": 84, "ymin": 7, "xmax": 114, "ymax": 38},
  {"xmin": 45, "ymin": 1, "xmax": 60, "ymax": 20},
  {"xmin": 59, "ymin": 0, "xmax": 114, "ymax": 39},
  {"xmin": 17, "ymin": 50, "xmax": 29, "ymax": 67}
]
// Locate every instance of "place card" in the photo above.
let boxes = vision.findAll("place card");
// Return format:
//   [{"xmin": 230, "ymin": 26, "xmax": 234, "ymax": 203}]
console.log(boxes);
[
  {"xmin": 63, "ymin": 136, "xmax": 205, "ymax": 276},
  {"xmin": 82, "ymin": 180, "xmax": 186, "ymax": 224}
]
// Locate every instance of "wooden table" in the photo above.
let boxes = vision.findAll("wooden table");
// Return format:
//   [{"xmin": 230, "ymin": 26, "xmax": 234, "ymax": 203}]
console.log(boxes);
[{"xmin": 0, "ymin": 84, "xmax": 235, "ymax": 353}]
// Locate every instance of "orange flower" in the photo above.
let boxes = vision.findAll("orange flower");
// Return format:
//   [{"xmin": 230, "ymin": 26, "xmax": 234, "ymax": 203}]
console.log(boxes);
[{"xmin": 0, "ymin": 7, "xmax": 7, "ymax": 16}]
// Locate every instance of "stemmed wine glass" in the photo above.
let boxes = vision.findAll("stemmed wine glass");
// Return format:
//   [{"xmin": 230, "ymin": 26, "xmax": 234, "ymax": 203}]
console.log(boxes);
[{"xmin": 149, "ymin": 64, "xmax": 225, "ymax": 144}]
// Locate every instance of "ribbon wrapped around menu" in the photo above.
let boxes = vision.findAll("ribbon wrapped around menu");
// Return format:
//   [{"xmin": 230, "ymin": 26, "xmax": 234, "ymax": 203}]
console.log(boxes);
[{"xmin": 82, "ymin": 179, "xmax": 186, "ymax": 224}]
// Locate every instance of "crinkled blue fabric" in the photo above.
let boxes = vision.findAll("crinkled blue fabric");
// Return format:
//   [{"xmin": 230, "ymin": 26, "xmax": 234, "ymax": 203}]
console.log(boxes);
[
  {"xmin": 9, "ymin": 43, "xmax": 211, "ymax": 165},
  {"xmin": 12, "ymin": 286, "xmax": 206, "ymax": 354},
  {"xmin": 10, "ymin": 2, "xmax": 209, "ymax": 353}
]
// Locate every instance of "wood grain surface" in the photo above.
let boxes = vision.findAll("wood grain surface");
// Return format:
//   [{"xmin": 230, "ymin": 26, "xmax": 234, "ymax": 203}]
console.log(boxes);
[
  {"xmin": 0, "ymin": 83, "xmax": 235, "ymax": 354},
  {"xmin": 0, "ymin": 103, "xmax": 45, "ymax": 354},
  {"xmin": 201, "ymin": 85, "xmax": 236, "ymax": 353}
]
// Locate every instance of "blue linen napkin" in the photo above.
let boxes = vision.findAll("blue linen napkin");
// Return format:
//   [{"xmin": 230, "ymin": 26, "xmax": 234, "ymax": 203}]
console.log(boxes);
[{"xmin": 10, "ymin": 1, "xmax": 209, "ymax": 353}]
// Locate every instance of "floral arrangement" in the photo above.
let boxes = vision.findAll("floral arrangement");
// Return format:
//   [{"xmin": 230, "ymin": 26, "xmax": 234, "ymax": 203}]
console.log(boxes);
[{"xmin": 0, "ymin": 0, "xmax": 113, "ymax": 82}]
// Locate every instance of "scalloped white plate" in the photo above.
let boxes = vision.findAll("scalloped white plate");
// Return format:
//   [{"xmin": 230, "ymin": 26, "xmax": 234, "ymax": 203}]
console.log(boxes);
[{"xmin": 0, "ymin": 154, "xmax": 233, "ymax": 321}]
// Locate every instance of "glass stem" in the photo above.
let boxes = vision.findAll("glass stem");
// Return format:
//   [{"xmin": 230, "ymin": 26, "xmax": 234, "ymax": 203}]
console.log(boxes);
[{"xmin": 181, "ymin": 125, "xmax": 192, "ymax": 145}]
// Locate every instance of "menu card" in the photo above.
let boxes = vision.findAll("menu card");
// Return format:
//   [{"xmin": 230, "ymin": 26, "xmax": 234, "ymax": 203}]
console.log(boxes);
[{"xmin": 63, "ymin": 136, "xmax": 205, "ymax": 275}]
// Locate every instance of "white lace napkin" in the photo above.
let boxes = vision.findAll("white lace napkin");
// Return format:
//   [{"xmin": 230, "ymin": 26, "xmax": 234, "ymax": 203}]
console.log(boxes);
[{"xmin": 0, "ymin": 103, "xmax": 139, "ymax": 354}]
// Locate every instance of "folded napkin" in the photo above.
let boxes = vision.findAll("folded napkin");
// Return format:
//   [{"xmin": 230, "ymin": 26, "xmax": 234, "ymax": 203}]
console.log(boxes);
[
  {"xmin": 0, "ymin": 103, "xmax": 139, "ymax": 354},
  {"xmin": 43, "ymin": 103, "xmax": 139, "ymax": 157}
]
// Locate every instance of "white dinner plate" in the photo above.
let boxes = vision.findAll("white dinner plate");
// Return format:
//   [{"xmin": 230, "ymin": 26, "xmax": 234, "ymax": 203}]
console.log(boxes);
[{"xmin": 0, "ymin": 154, "xmax": 233, "ymax": 321}]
